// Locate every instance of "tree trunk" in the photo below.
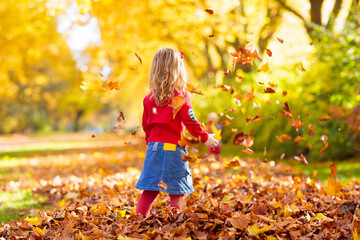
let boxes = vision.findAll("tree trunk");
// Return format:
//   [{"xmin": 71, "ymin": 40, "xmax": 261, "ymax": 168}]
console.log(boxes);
[{"xmin": 73, "ymin": 110, "xmax": 84, "ymax": 132}]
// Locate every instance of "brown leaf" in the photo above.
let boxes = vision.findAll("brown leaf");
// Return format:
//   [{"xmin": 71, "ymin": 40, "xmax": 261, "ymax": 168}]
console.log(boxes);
[
  {"xmin": 228, "ymin": 216, "xmax": 250, "ymax": 230},
  {"xmin": 264, "ymin": 87, "xmax": 275, "ymax": 93},
  {"xmin": 117, "ymin": 111, "xmax": 126, "ymax": 123},
  {"xmin": 277, "ymin": 37, "xmax": 284, "ymax": 43},
  {"xmin": 308, "ymin": 124, "xmax": 314, "ymax": 136},
  {"xmin": 265, "ymin": 49, "xmax": 272, "ymax": 57},
  {"xmin": 205, "ymin": 8, "xmax": 214, "ymax": 14},
  {"xmin": 299, "ymin": 63, "xmax": 306, "ymax": 71},
  {"xmin": 208, "ymin": 34, "xmax": 215, "ymax": 38},
  {"xmin": 330, "ymin": 164, "xmax": 337, "ymax": 178},
  {"xmin": 233, "ymin": 132, "xmax": 254, "ymax": 147},
  {"xmin": 135, "ymin": 52, "xmax": 142, "ymax": 64},
  {"xmin": 290, "ymin": 119, "xmax": 304, "ymax": 131},
  {"xmin": 283, "ymin": 91, "xmax": 288, "ymax": 96},
  {"xmin": 283, "ymin": 102, "xmax": 293, "ymax": 114},
  {"xmin": 231, "ymin": 44, "xmax": 262, "ymax": 65}
]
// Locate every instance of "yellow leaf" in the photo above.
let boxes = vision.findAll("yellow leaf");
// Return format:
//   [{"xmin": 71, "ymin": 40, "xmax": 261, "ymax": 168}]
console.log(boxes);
[
  {"xmin": 33, "ymin": 226, "xmax": 45, "ymax": 236},
  {"xmin": 324, "ymin": 176, "xmax": 342, "ymax": 195},
  {"xmin": 266, "ymin": 236, "xmax": 278, "ymax": 240},
  {"xmin": 259, "ymin": 62, "xmax": 269, "ymax": 72},
  {"xmin": 311, "ymin": 213, "xmax": 334, "ymax": 222},
  {"xmin": 211, "ymin": 122, "xmax": 222, "ymax": 141},
  {"xmin": 353, "ymin": 230, "xmax": 360, "ymax": 240},
  {"xmin": 241, "ymin": 107, "xmax": 247, "ymax": 114},
  {"xmin": 115, "ymin": 209, "xmax": 127, "ymax": 218},
  {"xmin": 90, "ymin": 202, "xmax": 111, "ymax": 216},
  {"xmin": 247, "ymin": 224, "xmax": 273, "ymax": 238},
  {"xmin": 58, "ymin": 199, "xmax": 66, "ymax": 208},
  {"xmin": 24, "ymin": 217, "xmax": 42, "ymax": 226},
  {"xmin": 80, "ymin": 79, "xmax": 104, "ymax": 91}
]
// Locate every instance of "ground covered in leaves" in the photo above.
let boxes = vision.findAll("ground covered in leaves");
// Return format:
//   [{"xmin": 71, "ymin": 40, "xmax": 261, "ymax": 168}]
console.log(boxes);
[{"xmin": 0, "ymin": 135, "xmax": 359, "ymax": 240}]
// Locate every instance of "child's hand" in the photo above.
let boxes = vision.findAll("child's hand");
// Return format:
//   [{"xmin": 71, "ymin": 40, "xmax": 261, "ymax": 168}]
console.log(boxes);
[{"xmin": 205, "ymin": 134, "xmax": 219, "ymax": 148}]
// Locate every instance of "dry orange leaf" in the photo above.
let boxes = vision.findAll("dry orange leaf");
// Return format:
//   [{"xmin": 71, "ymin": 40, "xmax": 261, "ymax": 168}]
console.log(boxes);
[
  {"xmin": 313, "ymin": 169, "xmax": 318, "ymax": 177},
  {"xmin": 330, "ymin": 164, "xmax": 337, "ymax": 178},
  {"xmin": 294, "ymin": 136, "xmax": 306, "ymax": 145},
  {"xmin": 158, "ymin": 181, "xmax": 167, "ymax": 190},
  {"xmin": 242, "ymin": 148, "xmax": 253, "ymax": 155},
  {"xmin": 320, "ymin": 143, "xmax": 329, "ymax": 153},
  {"xmin": 277, "ymin": 134, "xmax": 292, "ymax": 142},
  {"xmin": 170, "ymin": 96, "xmax": 186, "ymax": 118}
]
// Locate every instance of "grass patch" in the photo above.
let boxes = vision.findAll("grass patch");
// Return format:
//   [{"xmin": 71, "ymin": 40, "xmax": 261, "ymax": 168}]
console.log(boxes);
[{"xmin": 0, "ymin": 190, "xmax": 48, "ymax": 223}]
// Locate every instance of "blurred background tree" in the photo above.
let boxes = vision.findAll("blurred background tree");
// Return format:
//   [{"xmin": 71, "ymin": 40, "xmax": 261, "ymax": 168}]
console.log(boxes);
[{"xmin": 0, "ymin": 0, "xmax": 358, "ymax": 160}]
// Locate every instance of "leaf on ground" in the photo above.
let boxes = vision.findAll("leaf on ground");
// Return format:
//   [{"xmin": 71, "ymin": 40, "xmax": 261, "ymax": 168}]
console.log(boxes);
[
  {"xmin": 24, "ymin": 217, "xmax": 42, "ymax": 226},
  {"xmin": 311, "ymin": 213, "xmax": 334, "ymax": 222},
  {"xmin": 324, "ymin": 176, "xmax": 342, "ymax": 195},
  {"xmin": 247, "ymin": 223, "xmax": 272, "ymax": 237}
]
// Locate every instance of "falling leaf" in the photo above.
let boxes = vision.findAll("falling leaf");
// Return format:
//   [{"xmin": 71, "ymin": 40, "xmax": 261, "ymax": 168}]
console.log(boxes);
[
  {"xmin": 264, "ymin": 87, "xmax": 275, "ymax": 93},
  {"xmin": 223, "ymin": 70, "xmax": 231, "ymax": 75},
  {"xmin": 236, "ymin": 75, "xmax": 244, "ymax": 81},
  {"xmin": 283, "ymin": 102, "xmax": 293, "ymax": 114},
  {"xmin": 319, "ymin": 116, "xmax": 331, "ymax": 122},
  {"xmin": 233, "ymin": 132, "xmax": 254, "ymax": 148},
  {"xmin": 170, "ymin": 96, "xmax": 186, "ymax": 118},
  {"xmin": 80, "ymin": 79, "xmax": 104, "ymax": 91},
  {"xmin": 99, "ymin": 72, "xmax": 104, "ymax": 77},
  {"xmin": 308, "ymin": 142, "xmax": 312, "ymax": 150},
  {"xmin": 330, "ymin": 164, "xmax": 337, "ymax": 178},
  {"xmin": 205, "ymin": 8, "xmax": 214, "ymax": 14},
  {"xmin": 313, "ymin": 169, "xmax": 318, "ymax": 177},
  {"xmin": 106, "ymin": 81, "xmax": 121, "ymax": 90},
  {"xmin": 277, "ymin": 134, "xmax": 292, "ymax": 142},
  {"xmin": 258, "ymin": 62, "xmax": 269, "ymax": 72},
  {"xmin": 187, "ymin": 82, "xmax": 204, "ymax": 95},
  {"xmin": 294, "ymin": 136, "xmax": 306, "ymax": 145},
  {"xmin": 308, "ymin": 124, "xmax": 314, "ymax": 136},
  {"xmin": 299, "ymin": 63, "xmax": 306, "ymax": 71},
  {"xmin": 283, "ymin": 91, "xmax": 287, "ymax": 96},
  {"xmin": 320, "ymin": 143, "xmax": 328, "ymax": 153},
  {"xmin": 209, "ymin": 34, "xmax": 215, "ymax": 37},
  {"xmin": 265, "ymin": 49, "xmax": 272, "ymax": 57},
  {"xmin": 158, "ymin": 181, "xmax": 167, "ymax": 190},
  {"xmin": 300, "ymin": 154, "xmax": 308, "ymax": 166},
  {"xmin": 277, "ymin": 37, "xmax": 284, "ymax": 43},
  {"xmin": 242, "ymin": 148, "xmax": 253, "ymax": 155},
  {"xmin": 231, "ymin": 44, "xmax": 262, "ymax": 65},
  {"xmin": 246, "ymin": 115, "xmax": 261, "ymax": 123},
  {"xmin": 91, "ymin": 134, "xmax": 95, "ymax": 138},
  {"xmin": 117, "ymin": 111, "xmax": 126, "ymax": 123},
  {"xmin": 320, "ymin": 135, "xmax": 328, "ymax": 143},
  {"xmin": 134, "ymin": 52, "xmax": 142, "ymax": 64},
  {"xmin": 178, "ymin": 133, "xmax": 199, "ymax": 148},
  {"xmin": 324, "ymin": 176, "xmax": 342, "ymax": 195},
  {"xmin": 280, "ymin": 111, "xmax": 293, "ymax": 120},
  {"xmin": 211, "ymin": 123, "xmax": 222, "ymax": 141},
  {"xmin": 280, "ymin": 153, "xmax": 285, "ymax": 159},
  {"xmin": 290, "ymin": 119, "xmax": 304, "ymax": 131}
]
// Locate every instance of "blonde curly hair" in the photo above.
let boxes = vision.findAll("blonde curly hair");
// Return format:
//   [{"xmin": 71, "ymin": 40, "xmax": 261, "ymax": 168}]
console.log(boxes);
[{"xmin": 150, "ymin": 48, "xmax": 187, "ymax": 107}]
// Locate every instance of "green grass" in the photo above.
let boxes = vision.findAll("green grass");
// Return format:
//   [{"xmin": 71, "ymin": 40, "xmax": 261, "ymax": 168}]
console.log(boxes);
[
  {"xmin": 0, "ymin": 190, "xmax": 48, "ymax": 223},
  {"xmin": 291, "ymin": 159, "xmax": 360, "ymax": 182}
]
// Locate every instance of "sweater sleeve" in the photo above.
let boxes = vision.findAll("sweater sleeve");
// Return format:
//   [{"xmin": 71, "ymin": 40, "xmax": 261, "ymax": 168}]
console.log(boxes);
[
  {"xmin": 179, "ymin": 91, "xmax": 209, "ymax": 143},
  {"xmin": 142, "ymin": 99, "xmax": 150, "ymax": 144}
]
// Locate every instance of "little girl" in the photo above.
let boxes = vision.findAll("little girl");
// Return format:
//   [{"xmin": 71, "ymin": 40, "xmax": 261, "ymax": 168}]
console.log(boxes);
[{"xmin": 135, "ymin": 48, "xmax": 218, "ymax": 216}]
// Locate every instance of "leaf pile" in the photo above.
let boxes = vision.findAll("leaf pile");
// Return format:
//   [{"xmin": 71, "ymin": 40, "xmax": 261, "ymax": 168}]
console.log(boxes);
[{"xmin": 0, "ymin": 137, "xmax": 359, "ymax": 239}]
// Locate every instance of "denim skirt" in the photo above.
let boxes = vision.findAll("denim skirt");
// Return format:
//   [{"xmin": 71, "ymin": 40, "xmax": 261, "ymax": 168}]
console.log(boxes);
[{"xmin": 135, "ymin": 142, "xmax": 194, "ymax": 195}]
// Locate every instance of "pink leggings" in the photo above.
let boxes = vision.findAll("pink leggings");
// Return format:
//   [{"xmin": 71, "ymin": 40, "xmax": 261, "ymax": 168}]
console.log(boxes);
[{"xmin": 135, "ymin": 190, "xmax": 184, "ymax": 216}]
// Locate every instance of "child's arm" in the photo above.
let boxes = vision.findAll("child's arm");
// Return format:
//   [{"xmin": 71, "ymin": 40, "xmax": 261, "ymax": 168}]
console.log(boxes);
[
  {"xmin": 142, "ymin": 100, "xmax": 150, "ymax": 144},
  {"xmin": 179, "ymin": 91, "xmax": 216, "ymax": 145}
]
